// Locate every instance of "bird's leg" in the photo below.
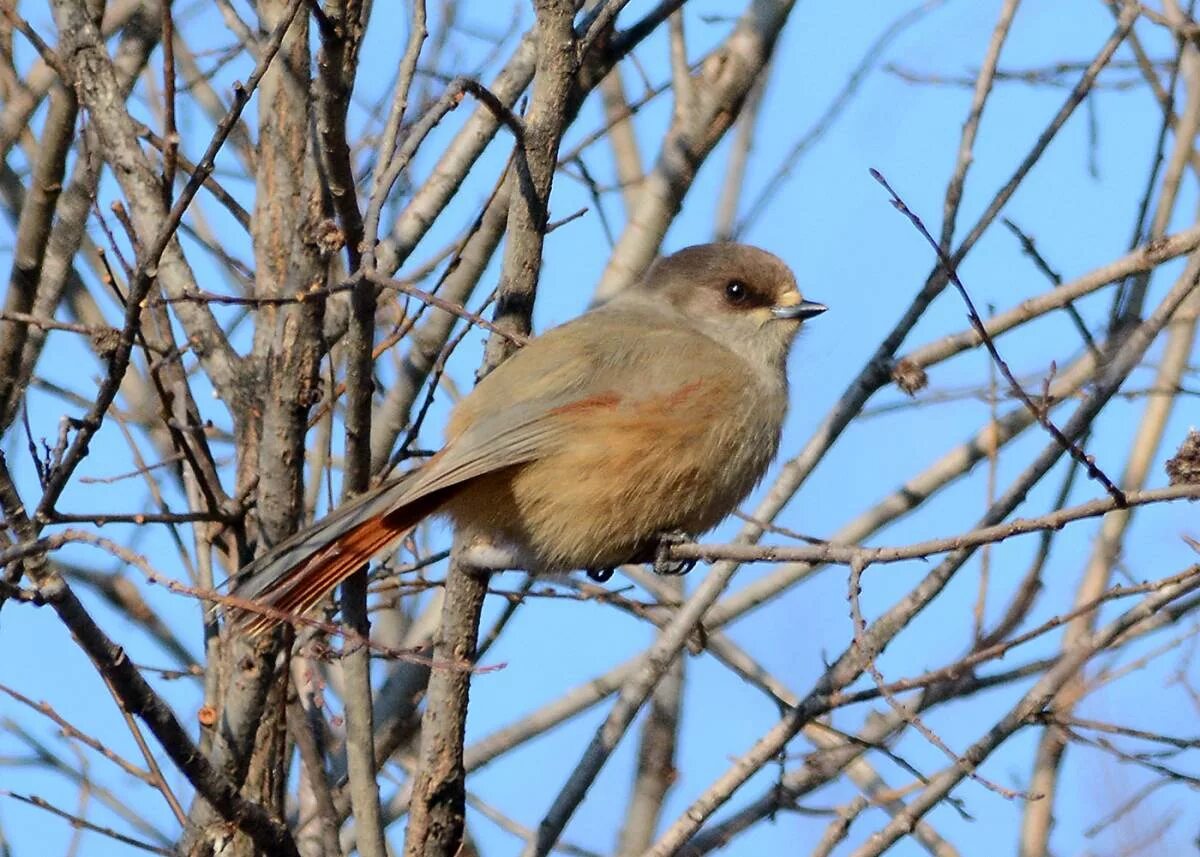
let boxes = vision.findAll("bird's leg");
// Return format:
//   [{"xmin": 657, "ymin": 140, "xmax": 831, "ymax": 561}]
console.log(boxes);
[
  {"xmin": 651, "ymin": 530, "xmax": 696, "ymax": 577},
  {"xmin": 586, "ymin": 531, "xmax": 698, "ymax": 582}
]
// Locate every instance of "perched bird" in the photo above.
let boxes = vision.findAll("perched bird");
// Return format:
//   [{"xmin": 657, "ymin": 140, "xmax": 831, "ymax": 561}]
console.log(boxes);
[{"xmin": 230, "ymin": 243, "xmax": 826, "ymax": 634}]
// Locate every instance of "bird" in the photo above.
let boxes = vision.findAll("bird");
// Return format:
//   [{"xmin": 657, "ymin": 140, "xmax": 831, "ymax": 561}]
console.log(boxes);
[{"xmin": 229, "ymin": 243, "xmax": 826, "ymax": 635}]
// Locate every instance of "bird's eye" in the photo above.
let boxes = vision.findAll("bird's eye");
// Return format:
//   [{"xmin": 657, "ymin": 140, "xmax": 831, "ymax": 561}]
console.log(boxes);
[{"xmin": 725, "ymin": 280, "xmax": 748, "ymax": 304}]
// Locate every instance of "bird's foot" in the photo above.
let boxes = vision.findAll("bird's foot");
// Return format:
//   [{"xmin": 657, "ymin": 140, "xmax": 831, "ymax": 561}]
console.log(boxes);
[{"xmin": 652, "ymin": 530, "xmax": 696, "ymax": 576}]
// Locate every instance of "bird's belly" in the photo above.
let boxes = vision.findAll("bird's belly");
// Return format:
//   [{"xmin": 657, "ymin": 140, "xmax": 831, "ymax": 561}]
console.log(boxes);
[{"xmin": 445, "ymin": 425, "xmax": 774, "ymax": 572}]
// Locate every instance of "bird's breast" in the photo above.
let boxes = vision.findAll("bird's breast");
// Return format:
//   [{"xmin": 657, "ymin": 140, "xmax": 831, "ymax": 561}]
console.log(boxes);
[{"xmin": 449, "ymin": 371, "xmax": 785, "ymax": 572}]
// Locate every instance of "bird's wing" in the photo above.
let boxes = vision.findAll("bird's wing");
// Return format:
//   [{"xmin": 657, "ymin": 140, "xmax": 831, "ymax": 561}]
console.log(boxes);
[{"xmin": 399, "ymin": 310, "xmax": 753, "ymax": 500}]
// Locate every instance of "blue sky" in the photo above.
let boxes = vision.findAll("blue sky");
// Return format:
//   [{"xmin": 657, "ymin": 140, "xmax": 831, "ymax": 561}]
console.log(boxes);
[{"xmin": 2, "ymin": 1, "xmax": 1199, "ymax": 855}]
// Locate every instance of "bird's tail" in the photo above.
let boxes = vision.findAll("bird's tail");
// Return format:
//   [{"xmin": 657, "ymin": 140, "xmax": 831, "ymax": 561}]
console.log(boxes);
[{"xmin": 228, "ymin": 471, "xmax": 455, "ymax": 636}]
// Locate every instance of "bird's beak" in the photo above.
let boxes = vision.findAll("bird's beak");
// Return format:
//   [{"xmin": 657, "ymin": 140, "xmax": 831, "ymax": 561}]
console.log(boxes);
[{"xmin": 771, "ymin": 293, "xmax": 828, "ymax": 321}]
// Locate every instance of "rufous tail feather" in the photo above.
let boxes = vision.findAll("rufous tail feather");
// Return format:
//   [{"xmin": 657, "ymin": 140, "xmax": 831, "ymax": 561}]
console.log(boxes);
[{"xmin": 234, "ymin": 490, "xmax": 452, "ymax": 636}]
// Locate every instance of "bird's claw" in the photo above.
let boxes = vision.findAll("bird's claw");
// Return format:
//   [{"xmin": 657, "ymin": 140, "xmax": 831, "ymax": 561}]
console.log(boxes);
[
  {"xmin": 585, "ymin": 531, "xmax": 697, "ymax": 581},
  {"xmin": 653, "ymin": 530, "xmax": 696, "ymax": 576}
]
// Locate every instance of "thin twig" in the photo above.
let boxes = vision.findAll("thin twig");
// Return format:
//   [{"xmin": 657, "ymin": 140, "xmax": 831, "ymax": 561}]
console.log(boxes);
[{"xmin": 871, "ymin": 167, "xmax": 1127, "ymax": 504}]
